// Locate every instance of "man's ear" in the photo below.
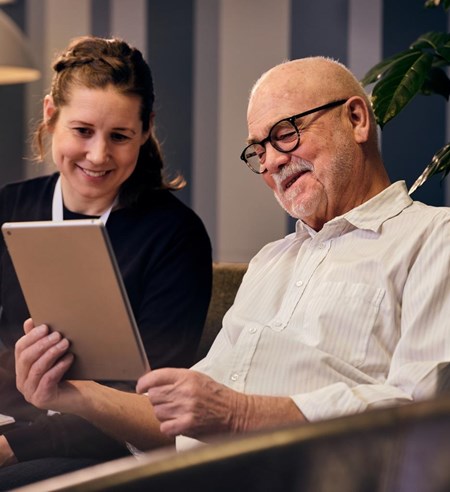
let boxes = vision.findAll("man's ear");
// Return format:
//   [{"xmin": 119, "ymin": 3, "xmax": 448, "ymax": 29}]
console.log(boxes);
[
  {"xmin": 43, "ymin": 95, "xmax": 56, "ymax": 131},
  {"xmin": 346, "ymin": 96, "xmax": 370, "ymax": 144}
]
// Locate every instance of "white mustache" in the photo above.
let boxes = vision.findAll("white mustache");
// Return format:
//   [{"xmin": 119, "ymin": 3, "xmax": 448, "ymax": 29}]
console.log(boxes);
[{"xmin": 272, "ymin": 158, "xmax": 314, "ymax": 190}]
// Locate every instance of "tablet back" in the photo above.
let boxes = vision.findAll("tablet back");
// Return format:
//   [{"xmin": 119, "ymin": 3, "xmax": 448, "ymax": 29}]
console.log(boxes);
[{"xmin": 2, "ymin": 219, "xmax": 150, "ymax": 381}]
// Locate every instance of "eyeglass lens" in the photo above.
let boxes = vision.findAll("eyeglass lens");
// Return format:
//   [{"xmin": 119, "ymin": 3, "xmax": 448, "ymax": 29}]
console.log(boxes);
[{"xmin": 243, "ymin": 120, "xmax": 299, "ymax": 173}]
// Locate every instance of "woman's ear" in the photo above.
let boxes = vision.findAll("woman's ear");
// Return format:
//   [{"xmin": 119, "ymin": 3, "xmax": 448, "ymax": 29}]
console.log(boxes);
[
  {"xmin": 346, "ymin": 96, "xmax": 370, "ymax": 144},
  {"xmin": 149, "ymin": 112, "xmax": 155, "ymax": 130},
  {"xmin": 141, "ymin": 112, "xmax": 155, "ymax": 145},
  {"xmin": 43, "ymin": 95, "xmax": 56, "ymax": 131}
]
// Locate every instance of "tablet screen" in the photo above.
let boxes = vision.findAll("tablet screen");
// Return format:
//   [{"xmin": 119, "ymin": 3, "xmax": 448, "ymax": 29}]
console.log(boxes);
[{"xmin": 2, "ymin": 219, "xmax": 150, "ymax": 381}]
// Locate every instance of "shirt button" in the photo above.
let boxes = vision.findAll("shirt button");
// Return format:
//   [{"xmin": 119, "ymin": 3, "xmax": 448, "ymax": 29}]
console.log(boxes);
[
  {"xmin": 273, "ymin": 320, "xmax": 282, "ymax": 327},
  {"xmin": 295, "ymin": 280, "xmax": 303, "ymax": 287},
  {"xmin": 230, "ymin": 373, "xmax": 239, "ymax": 382},
  {"xmin": 249, "ymin": 327, "xmax": 257, "ymax": 334}
]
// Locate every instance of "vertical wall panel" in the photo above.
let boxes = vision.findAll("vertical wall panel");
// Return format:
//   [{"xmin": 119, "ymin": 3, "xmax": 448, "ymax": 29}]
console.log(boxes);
[
  {"xmin": 348, "ymin": 0, "xmax": 383, "ymax": 79},
  {"xmin": 91, "ymin": 0, "xmax": 111, "ymax": 38},
  {"xmin": 216, "ymin": 0, "xmax": 289, "ymax": 262},
  {"xmin": 25, "ymin": 0, "xmax": 91, "ymax": 179},
  {"xmin": 147, "ymin": 0, "xmax": 194, "ymax": 207},
  {"xmin": 290, "ymin": 0, "xmax": 349, "ymax": 63},
  {"xmin": 0, "ymin": 0, "xmax": 26, "ymax": 186},
  {"xmin": 193, "ymin": 0, "xmax": 219, "ymax": 252},
  {"xmin": 111, "ymin": 0, "xmax": 147, "ymax": 58}
]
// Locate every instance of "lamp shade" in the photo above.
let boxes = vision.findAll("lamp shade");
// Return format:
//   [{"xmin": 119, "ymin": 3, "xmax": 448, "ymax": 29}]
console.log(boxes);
[{"xmin": 0, "ymin": 9, "xmax": 40, "ymax": 84}]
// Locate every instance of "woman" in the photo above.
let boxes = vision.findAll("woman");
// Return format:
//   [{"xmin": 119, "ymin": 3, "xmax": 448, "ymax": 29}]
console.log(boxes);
[{"xmin": 0, "ymin": 36, "xmax": 212, "ymax": 485}]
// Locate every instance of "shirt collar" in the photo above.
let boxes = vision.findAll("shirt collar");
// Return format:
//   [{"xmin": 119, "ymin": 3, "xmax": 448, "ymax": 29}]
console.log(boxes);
[{"xmin": 295, "ymin": 181, "xmax": 413, "ymax": 237}]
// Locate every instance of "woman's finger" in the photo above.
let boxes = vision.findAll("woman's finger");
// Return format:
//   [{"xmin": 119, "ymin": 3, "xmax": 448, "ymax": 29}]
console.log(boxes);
[
  {"xmin": 15, "ymin": 324, "xmax": 49, "ymax": 355},
  {"xmin": 25, "ymin": 351, "xmax": 73, "ymax": 396},
  {"xmin": 16, "ymin": 328, "xmax": 66, "ymax": 374},
  {"xmin": 16, "ymin": 332, "xmax": 71, "ymax": 395},
  {"xmin": 23, "ymin": 318, "xmax": 36, "ymax": 335}
]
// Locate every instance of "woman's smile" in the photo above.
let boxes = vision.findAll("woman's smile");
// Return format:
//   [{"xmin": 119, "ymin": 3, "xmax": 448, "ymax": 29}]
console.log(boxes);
[{"xmin": 75, "ymin": 164, "xmax": 113, "ymax": 179}]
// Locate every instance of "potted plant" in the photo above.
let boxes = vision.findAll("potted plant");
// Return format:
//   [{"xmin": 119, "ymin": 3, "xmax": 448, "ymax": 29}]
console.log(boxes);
[{"xmin": 360, "ymin": 0, "xmax": 450, "ymax": 194}]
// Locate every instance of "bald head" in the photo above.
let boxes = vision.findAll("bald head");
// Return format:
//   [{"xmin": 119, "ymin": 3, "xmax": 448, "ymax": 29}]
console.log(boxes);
[{"xmin": 250, "ymin": 57, "xmax": 370, "ymax": 107}]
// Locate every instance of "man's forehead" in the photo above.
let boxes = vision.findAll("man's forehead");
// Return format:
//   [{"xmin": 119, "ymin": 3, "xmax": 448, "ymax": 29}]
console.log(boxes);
[
  {"xmin": 248, "ymin": 68, "xmax": 320, "ymax": 115},
  {"xmin": 247, "ymin": 85, "xmax": 314, "ymax": 139},
  {"xmin": 249, "ymin": 58, "xmax": 332, "ymax": 108}
]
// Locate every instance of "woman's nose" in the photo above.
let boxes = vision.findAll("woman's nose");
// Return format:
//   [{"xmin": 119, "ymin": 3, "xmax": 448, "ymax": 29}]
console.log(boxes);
[{"xmin": 87, "ymin": 137, "xmax": 110, "ymax": 165}]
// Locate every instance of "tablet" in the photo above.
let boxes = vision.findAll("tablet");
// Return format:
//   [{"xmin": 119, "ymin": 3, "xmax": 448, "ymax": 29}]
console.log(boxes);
[{"xmin": 1, "ymin": 219, "xmax": 150, "ymax": 381}]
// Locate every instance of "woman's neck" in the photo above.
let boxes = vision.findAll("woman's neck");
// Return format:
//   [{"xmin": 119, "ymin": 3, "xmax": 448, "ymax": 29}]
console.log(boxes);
[{"xmin": 60, "ymin": 178, "xmax": 117, "ymax": 217}]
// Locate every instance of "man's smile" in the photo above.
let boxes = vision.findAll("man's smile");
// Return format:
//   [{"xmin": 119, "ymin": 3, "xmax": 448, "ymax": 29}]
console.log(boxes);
[{"xmin": 282, "ymin": 170, "xmax": 310, "ymax": 191}]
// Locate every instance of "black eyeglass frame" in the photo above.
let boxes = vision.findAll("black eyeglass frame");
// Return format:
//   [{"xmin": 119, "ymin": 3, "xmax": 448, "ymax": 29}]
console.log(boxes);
[{"xmin": 240, "ymin": 98, "xmax": 349, "ymax": 174}]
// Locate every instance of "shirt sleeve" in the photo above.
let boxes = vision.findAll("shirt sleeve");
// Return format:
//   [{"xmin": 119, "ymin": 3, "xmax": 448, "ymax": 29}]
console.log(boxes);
[{"xmin": 293, "ymin": 213, "xmax": 450, "ymax": 421}]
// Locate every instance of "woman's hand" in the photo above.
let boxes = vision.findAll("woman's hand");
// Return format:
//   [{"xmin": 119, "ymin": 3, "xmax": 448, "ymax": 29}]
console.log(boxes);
[
  {"xmin": 15, "ymin": 320, "xmax": 169, "ymax": 451},
  {"xmin": 15, "ymin": 319, "xmax": 75, "ymax": 412}
]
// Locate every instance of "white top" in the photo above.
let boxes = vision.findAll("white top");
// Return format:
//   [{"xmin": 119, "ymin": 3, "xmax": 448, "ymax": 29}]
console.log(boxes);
[
  {"xmin": 51, "ymin": 175, "xmax": 117, "ymax": 223},
  {"xmin": 178, "ymin": 181, "xmax": 450, "ymax": 450}
]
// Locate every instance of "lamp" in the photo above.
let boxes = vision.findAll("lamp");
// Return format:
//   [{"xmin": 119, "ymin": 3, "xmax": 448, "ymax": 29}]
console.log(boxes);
[{"xmin": 0, "ymin": 8, "xmax": 40, "ymax": 84}]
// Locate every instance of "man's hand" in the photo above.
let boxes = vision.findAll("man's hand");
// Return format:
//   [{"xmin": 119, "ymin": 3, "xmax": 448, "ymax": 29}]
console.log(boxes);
[
  {"xmin": 0, "ymin": 436, "xmax": 17, "ymax": 467},
  {"xmin": 15, "ymin": 319, "xmax": 76, "ymax": 413},
  {"xmin": 137, "ymin": 368, "xmax": 244, "ymax": 438},
  {"xmin": 136, "ymin": 368, "xmax": 305, "ymax": 439}
]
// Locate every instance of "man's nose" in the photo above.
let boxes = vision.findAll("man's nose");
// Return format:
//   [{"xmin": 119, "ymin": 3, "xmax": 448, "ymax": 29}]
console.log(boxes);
[{"xmin": 264, "ymin": 142, "xmax": 290, "ymax": 174}]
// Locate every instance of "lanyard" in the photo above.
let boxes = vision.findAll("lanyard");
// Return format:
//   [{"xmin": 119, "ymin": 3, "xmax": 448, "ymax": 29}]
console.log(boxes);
[{"xmin": 51, "ymin": 175, "xmax": 117, "ymax": 224}]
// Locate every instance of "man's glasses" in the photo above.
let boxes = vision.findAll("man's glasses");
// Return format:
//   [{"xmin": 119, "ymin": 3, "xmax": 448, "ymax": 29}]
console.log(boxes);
[{"xmin": 240, "ymin": 99, "xmax": 348, "ymax": 174}]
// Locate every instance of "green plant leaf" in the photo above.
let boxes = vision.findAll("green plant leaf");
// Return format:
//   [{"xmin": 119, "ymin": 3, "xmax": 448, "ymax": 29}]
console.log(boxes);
[
  {"xmin": 411, "ymin": 31, "xmax": 450, "ymax": 50},
  {"xmin": 371, "ymin": 52, "xmax": 434, "ymax": 127},
  {"xmin": 409, "ymin": 142, "xmax": 450, "ymax": 194},
  {"xmin": 360, "ymin": 50, "xmax": 416, "ymax": 86}
]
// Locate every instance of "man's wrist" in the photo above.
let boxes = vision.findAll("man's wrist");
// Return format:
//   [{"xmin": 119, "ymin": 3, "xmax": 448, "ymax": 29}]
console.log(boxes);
[{"xmin": 231, "ymin": 393, "xmax": 305, "ymax": 433}]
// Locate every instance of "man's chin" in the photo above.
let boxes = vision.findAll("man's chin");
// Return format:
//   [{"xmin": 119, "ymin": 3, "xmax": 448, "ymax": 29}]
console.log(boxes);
[
  {"xmin": 274, "ymin": 193, "xmax": 305, "ymax": 220},
  {"xmin": 283, "ymin": 205, "xmax": 303, "ymax": 220}
]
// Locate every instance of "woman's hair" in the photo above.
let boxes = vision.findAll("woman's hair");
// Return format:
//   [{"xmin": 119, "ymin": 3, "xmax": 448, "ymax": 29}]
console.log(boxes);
[{"xmin": 33, "ymin": 35, "xmax": 185, "ymax": 207}]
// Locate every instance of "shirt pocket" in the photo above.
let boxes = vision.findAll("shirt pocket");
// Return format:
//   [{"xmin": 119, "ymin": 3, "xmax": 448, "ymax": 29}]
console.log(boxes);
[{"xmin": 301, "ymin": 281, "xmax": 385, "ymax": 367}]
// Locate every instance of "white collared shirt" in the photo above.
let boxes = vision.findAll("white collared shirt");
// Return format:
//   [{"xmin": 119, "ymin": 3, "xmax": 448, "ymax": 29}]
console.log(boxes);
[{"xmin": 178, "ymin": 181, "xmax": 450, "ymax": 450}]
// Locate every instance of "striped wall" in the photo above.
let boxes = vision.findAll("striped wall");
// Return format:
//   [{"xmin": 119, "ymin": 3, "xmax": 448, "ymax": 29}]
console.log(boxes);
[
  {"xmin": 0, "ymin": 0, "xmax": 448, "ymax": 262},
  {"xmin": 0, "ymin": 0, "xmax": 26, "ymax": 187}
]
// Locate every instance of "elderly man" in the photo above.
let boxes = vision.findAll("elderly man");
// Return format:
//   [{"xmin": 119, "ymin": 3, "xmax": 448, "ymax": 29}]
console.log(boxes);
[{"xmin": 11, "ymin": 57, "xmax": 450, "ymax": 454}]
